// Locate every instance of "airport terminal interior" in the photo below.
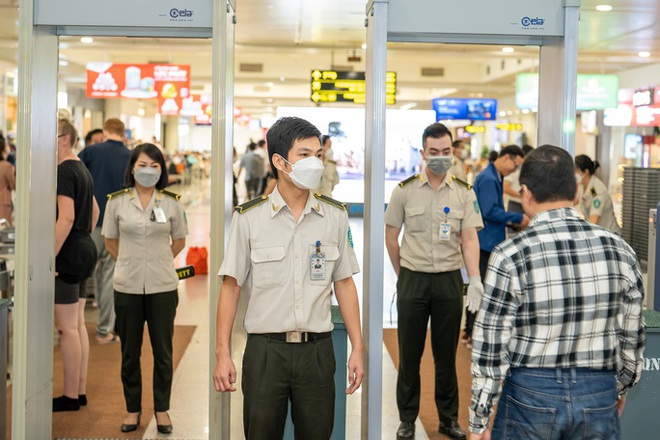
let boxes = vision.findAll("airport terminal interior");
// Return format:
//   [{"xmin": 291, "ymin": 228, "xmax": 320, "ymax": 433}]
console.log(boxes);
[{"xmin": 1, "ymin": 0, "xmax": 660, "ymax": 438}]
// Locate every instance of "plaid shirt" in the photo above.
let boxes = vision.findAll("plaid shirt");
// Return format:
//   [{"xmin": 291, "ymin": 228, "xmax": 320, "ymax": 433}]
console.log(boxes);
[{"xmin": 469, "ymin": 207, "xmax": 646, "ymax": 433}]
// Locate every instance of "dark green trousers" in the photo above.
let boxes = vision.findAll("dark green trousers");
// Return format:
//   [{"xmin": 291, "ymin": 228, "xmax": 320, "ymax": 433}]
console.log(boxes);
[
  {"xmin": 114, "ymin": 290, "xmax": 178, "ymax": 413},
  {"xmin": 242, "ymin": 334, "xmax": 335, "ymax": 440},
  {"xmin": 396, "ymin": 267, "xmax": 463, "ymax": 423}
]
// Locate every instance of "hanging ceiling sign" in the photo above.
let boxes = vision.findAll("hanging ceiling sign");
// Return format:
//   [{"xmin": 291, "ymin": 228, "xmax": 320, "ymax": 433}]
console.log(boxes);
[
  {"xmin": 310, "ymin": 70, "xmax": 397, "ymax": 105},
  {"xmin": 496, "ymin": 123, "xmax": 523, "ymax": 131},
  {"xmin": 35, "ymin": 0, "xmax": 212, "ymax": 28}
]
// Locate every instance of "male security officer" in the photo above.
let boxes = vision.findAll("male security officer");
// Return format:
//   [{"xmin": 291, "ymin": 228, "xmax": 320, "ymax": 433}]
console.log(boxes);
[
  {"xmin": 385, "ymin": 122, "xmax": 483, "ymax": 440},
  {"xmin": 214, "ymin": 116, "xmax": 364, "ymax": 440}
]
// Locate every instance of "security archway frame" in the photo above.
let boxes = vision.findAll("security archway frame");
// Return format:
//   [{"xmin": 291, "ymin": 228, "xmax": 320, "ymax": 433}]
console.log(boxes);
[
  {"xmin": 361, "ymin": 0, "xmax": 580, "ymax": 438},
  {"xmin": 16, "ymin": 0, "xmax": 235, "ymax": 438}
]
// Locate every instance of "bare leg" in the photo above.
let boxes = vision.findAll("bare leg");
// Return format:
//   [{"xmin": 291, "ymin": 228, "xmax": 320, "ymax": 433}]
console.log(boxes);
[
  {"xmin": 55, "ymin": 303, "xmax": 81, "ymax": 398},
  {"xmin": 77, "ymin": 298, "xmax": 89, "ymax": 396}
]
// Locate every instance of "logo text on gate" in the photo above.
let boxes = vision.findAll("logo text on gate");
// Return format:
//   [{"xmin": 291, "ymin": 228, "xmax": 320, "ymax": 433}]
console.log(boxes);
[
  {"xmin": 170, "ymin": 8, "xmax": 194, "ymax": 18},
  {"xmin": 521, "ymin": 16, "xmax": 545, "ymax": 27}
]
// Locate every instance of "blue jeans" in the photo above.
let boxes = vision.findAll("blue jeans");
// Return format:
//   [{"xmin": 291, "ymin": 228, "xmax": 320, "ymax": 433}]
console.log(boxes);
[{"xmin": 492, "ymin": 368, "xmax": 619, "ymax": 440}]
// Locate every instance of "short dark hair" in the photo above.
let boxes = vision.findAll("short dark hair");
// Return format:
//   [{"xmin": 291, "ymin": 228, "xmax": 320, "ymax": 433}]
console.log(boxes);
[
  {"xmin": 499, "ymin": 144, "xmax": 524, "ymax": 159},
  {"xmin": 124, "ymin": 143, "xmax": 169, "ymax": 190},
  {"xmin": 488, "ymin": 150, "xmax": 499, "ymax": 163},
  {"xmin": 266, "ymin": 117, "xmax": 321, "ymax": 179},
  {"xmin": 522, "ymin": 144, "xmax": 535, "ymax": 156},
  {"xmin": 452, "ymin": 140, "xmax": 463, "ymax": 149},
  {"xmin": 321, "ymin": 135, "xmax": 331, "ymax": 146},
  {"xmin": 247, "ymin": 142, "xmax": 257, "ymax": 151},
  {"xmin": 519, "ymin": 144, "xmax": 576, "ymax": 203},
  {"xmin": 84, "ymin": 128, "xmax": 103, "ymax": 146},
  {"xmin": 575, "ymin": 154, "xmax": 600, "ymax": 175},
  {"xmin": 257, "ymin": 140, "xmax": 266, "ymax": 148},
  {"xmin": 422, "ymin": 123, "xmax": 453, "ymax": 148}
]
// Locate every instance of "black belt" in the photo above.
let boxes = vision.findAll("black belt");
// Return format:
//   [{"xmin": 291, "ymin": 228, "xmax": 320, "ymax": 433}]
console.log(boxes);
[{"xmin": 255, "ymin": 331, "xmax": 332, "ymax": 343}]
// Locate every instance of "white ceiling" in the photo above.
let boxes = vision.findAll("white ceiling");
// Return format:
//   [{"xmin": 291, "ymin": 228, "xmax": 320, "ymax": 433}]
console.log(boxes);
[{"xmin": 2, "ymin": 0, "xmax": 660, "ymax": 116}]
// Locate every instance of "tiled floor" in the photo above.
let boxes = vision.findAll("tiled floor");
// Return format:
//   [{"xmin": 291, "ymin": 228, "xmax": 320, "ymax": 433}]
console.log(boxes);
[{"xmin": 123, "ymin": 179, "xmax": 428, "ymax": 439}]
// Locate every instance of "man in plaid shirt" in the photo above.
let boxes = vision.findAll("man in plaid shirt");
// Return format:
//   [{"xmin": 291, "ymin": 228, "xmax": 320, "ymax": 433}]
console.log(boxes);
[{"xmin": 469, "ymin": 145, "xmax": 645, "ymax": 440}]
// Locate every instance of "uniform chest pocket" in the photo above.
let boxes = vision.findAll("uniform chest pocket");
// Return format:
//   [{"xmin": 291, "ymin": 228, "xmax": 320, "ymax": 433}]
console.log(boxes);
[
  {"xmin": 251, "ymin": 245, "xmax": 286, "ymax": 287},
  {"xmin": 404, "ymin": 206, "xmax": 426, "ymax": 231},
  {"xmin": 309, "ymin": 244, "xmax": 340, "ymax": 284},
  {"xmin": 447, "ymin": 210, "xmax": 464, "ymax": 233}
]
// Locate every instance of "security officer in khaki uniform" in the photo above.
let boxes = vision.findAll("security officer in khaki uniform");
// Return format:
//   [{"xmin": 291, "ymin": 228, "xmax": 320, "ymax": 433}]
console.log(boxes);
[
  {"xmin": 213, "ymin": 117, "xmax": 364, "ymax": 440},
  {"xmin": 102, "ymin": 143, "xmax": 187, "ymax": 434},
  {"xmin": 575, "ymin": 154, "xmax": 621, "ymax": 234},
  {"xmin": 385, "ymin": 123, "xmax": 483, "ymax": 440}
]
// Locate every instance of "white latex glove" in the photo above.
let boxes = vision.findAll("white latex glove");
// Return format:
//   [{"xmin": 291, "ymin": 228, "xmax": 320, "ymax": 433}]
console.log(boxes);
[{"xmin": 466, "ymin": 275, "xmax": 484, "ymax": 313}]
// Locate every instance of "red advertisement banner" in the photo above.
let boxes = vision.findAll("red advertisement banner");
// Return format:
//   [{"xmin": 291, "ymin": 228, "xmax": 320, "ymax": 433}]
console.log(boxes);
[{"xmin": 86, "ymin": 63, "xmax": 190, "ymax": 115}]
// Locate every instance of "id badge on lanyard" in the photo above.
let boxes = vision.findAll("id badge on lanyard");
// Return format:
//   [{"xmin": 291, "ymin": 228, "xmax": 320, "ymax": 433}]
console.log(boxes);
[
  {"xmin": 439, "ymin": 206, "xmax": 451, "ymax": 241},
  {"xmin": 310, "ymin": 240, "xmax": 326, "ymax": 280}
]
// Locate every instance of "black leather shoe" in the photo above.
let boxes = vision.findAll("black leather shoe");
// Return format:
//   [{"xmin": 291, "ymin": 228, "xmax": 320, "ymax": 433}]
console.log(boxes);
[
  {"xmin": 156, "ymin": 412, "xmax": 173, "ymax": 434},
  {"xmin": 439, "ymin": 420, "xmax": 466, "ymax": 439},
  {"xmin": 396, "ymin": 421, "xmax": 415, "ymax": 439},
  {"xmin": 120, "ymin": 412, "xmax": 141, "ymax": 433}
]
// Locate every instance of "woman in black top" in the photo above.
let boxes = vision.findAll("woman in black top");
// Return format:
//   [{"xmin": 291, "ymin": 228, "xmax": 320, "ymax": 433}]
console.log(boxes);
[{"xmin": 53, "ymin": 119, "xmax": 100, "ymax": 412}]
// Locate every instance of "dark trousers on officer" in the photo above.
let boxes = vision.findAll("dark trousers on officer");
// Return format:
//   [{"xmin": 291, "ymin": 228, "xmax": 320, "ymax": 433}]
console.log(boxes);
[
  {"xmin": 114, "ymin": 290, "xmax": 178, "ymax": 413},
  {"xmin": 464, "ymin": 249, "xmax": 490, "ymax": 338},
  {"xmin": 242, "ymin": 333, "xmax": 336, "ymax": 440},
  {"xmin": 396, "ymin": 267, "xmax": 463, "ymax": 423}
]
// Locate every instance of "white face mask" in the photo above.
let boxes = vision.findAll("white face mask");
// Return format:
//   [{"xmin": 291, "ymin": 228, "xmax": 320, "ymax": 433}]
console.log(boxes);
[
  {"xmin": 459, "ymin": 149, "xmax": 469, "ymax": 159},
  {"xmin": 134, "ymin": 167, "xmax": 161, "ymax": 188},
  {"xmin": 279, "ymin": 155, "xmax": 324, "ymax": 190},
  {"xmin": 425, "ymin": 156, "xmax": 453, "ymax": 176},
  {"xmin": 575, "ymin": 172, "xmax": 583, "ymax": 184}
]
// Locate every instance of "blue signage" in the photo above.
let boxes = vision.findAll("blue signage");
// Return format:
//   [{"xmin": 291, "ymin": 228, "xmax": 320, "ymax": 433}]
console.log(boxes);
[{"xmin": 431, "ymin": 98, "xmax": 497, "ymax": 121}]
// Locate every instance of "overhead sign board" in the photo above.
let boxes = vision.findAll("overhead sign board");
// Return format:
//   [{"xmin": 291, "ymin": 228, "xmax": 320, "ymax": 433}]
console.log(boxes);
[
  {"xmin": 496, "ymin": 123, "xmax": 523, "ymax": 131},
  {"xmin": 35, "ymin": 0, "xmax": 212, "ymax": 28},
  {"xmin": 310, "ymin": 70, "xmax": 397, "ymax": 105},
  {"xmin": 432, "ymin": 98, "xmax": 497, "ymax": 121},
  {"xmin": 86, "ymin": 63, "xmax": 190, "ymax": 116},
  {"xmin": 516, "ymin": 73, "xmax": 619, "ymax": 111}
]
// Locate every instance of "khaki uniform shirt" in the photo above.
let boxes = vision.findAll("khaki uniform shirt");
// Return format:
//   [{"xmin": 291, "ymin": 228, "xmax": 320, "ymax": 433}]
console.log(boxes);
[
  {"xmin": 102, "ymin": 188, "xmax": 188, "ymax": 294},
  {"xmin": 218, "ymin": 186, "xmax": 360, "ymax": 334},
  {"xmin": 581, "ymin": 176, "xmax": 621, "ymax": 234},
  {"xmin": 385, "ymin": 171, "xmax": 483, "ymax": 273}
]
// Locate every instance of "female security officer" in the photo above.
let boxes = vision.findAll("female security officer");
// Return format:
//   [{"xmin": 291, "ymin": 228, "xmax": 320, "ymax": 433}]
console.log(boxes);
[
  {"xmin": 102, "ymin": 143, "xmax": 187, "ymax": 434},
  {"xmin": 575, "ymin": 154, "xmax": 621, "ymax": 234}
]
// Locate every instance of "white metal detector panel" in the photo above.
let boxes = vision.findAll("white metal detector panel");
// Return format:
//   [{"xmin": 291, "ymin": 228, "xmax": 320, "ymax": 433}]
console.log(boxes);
[
  {"xmin": 387, "ymin": 0, "xmax": 564, "ymax": 37},
  {"xmin": 35, "ymin": 0, "xmax": 212, "ymax": 28}
]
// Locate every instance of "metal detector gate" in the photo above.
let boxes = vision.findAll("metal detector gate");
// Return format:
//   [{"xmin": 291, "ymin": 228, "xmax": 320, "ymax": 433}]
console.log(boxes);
[
  {"xmin": 361, "ymin": 1, "xmax": 580, "ymax": 438},
  {"xmin": 16, "ymin": 0, "xmax": 235, "ymax": 438}
]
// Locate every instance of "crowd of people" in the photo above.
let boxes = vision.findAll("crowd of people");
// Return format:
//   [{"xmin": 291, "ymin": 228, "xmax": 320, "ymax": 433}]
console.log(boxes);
[
  {"xmin": 217, "ymin": 118, "xmax": 643, "ymax": 440},
  {"xmin": 25, "ymin": 110, "xmax": 640, "ymax": 439}
]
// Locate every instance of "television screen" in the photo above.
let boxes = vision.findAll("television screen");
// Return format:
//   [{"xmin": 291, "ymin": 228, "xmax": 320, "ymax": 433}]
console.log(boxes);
[{"xmin": 432, "ymin": 98, "xmax": 497, "ymax": 121}]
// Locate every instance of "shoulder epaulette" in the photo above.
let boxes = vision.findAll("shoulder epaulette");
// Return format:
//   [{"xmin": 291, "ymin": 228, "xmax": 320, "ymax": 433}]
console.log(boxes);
[
  {"xmin": 590, "ymin": 187, "xmax": 598, "ymax": 197},
  {"xmin": 314, "ymin": 193, "xmax": 347, "ymax": 211},
  {"xmin": 160, "ymin": 189, "xmax": 181, "ymax": 201},
  {"xmin": 452, "ymin": 176, "xmax": 472, "ymax": 190},
  {"xmin": 398, "ymin": 174, "xmax": 419, "ymax": 188},
  {"xmin": 107, "ymin": 188, "xmax": 130, "ymax": 200},
  {"xmin": 327, "ymin": 160, "xmax": 337, "ymax": 165},
  {"xmin": 236, "ymin": 195, "xmax": 268, "ymax": 214}
]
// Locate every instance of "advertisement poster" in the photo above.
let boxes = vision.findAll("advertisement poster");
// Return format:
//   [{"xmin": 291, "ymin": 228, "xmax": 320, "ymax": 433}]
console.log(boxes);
[
  {"xmin": 516, "ymin": 73, "xmax": 618, "ymax": 110},
  {"xmin": 86, "ymin": 63, "xmax": 190, "ymax": 115},
  {"xmin": 180, "ymin": 93, "xmax": 213, "ymax": 125}
]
